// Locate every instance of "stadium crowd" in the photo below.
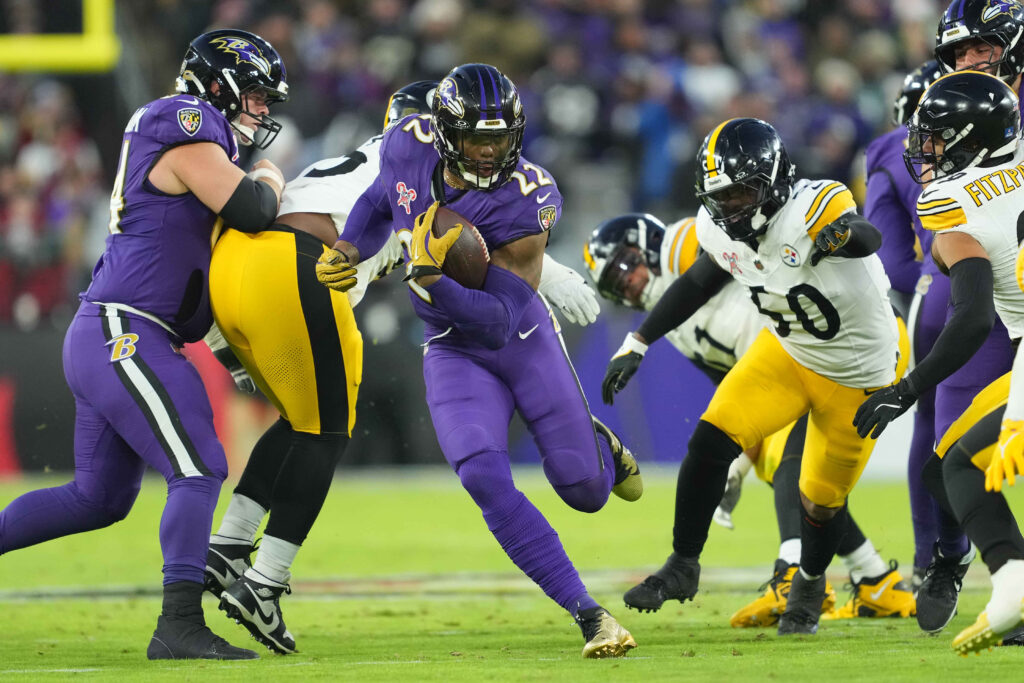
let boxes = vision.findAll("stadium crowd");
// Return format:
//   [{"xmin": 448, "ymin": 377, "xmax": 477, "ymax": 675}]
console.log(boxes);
[{"xmin": 1, "ymin": 0, "xmax": 940, "ymax": 328}]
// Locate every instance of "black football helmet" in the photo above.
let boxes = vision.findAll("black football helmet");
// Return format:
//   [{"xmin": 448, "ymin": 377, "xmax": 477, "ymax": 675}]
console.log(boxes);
[
  {"xmin": 695, "ymin": 118, "xmax": 795, "ymax": 243},
  {"xmin": 893, "ymin": 60, "xmax": 944, "ymax": 126},
  {"xmin": 904, "ymin": 70, "xmax": 1021, "ymax": 184},
  {"xmin": 430, "ymin": 63, "xmax": 526, "ymax": 190},
  {"xmin": 584, "ymin": 214, "xmax": 666, "ymax": 309},
  {"xmin": 384, "ymin": 80, "xmax": 439, "ymax": 131},
  {"xmin": 175, "ymin": 29, "xmax": 289, "ymax": 149},
  {"xmin": 935, "ymin": 0, "xmax": 1024, "ymax": 81}
]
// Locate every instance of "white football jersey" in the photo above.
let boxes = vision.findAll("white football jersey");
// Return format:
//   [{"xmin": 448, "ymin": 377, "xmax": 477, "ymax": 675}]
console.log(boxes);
[
  {"xmin": 917, "ymin": 144, "xmax": 1024, "ymax": 339},
  {"xmin": 696, "ymin": 178, "xmax": 900, "ymax": 388},
  {"xmin": 652, "ymin": 217, "xmax": 765, "ymax": 377},
  {"xmin": 279, "ymin": 134, "xmax": 400, "ymax": 307}
]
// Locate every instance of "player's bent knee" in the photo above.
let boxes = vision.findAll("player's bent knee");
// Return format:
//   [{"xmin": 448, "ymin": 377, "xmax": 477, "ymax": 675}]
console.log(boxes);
[
  {"xmin": 554, "ymin": 473, "xmax": 609, "ymax": 513},
  {"xmin": 942, "ymin": 442, "xmax": 977, "ymax": 480},
  {"xmin": 688, "ymin": 420, "xmax": 743, "ymax": 465},
  {"xmin": 798, "ymin": 481, "xmax": 845, "ymax": 514}
]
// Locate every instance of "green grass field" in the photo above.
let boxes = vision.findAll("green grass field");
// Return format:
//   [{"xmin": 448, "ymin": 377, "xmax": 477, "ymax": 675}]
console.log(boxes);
[{"xmin": 2, "ymin": 467, "xmax": 1024, "ymax": 681}]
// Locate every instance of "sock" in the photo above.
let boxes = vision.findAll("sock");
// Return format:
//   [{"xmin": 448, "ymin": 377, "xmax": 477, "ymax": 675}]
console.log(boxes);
[
  {"xmin": 779, "ymin": 538, "xmax": 801, "ymax": 566},
  {"xmin": 161, "ymin": 580, "xmax": 204, "ymax": 624},
  {"xmin": 161, "ymin": 475, "xmax": 222, "ymax": 585},
  {"xmin": 985, "ymin": 560, "xmax": 1024, "ymax": 633},
  {"xmin": 908, "ymin": 392, "xmax": 940, "ymax": 569},
  {"xmin": 799, "ymin": 504, "xmax": 849, "ymax": 579},
  {"xmin": 263, "ymin": 432, "xmax": 347, "ymax": 545},
  {"xmin": 672, "ymin": 421, "xmax": 742, "ymax": 556},
  {"xmin": 773, "ymin": 454, "xmax": 802, "ymax": 545},
  {"xmin": 250, "ymin": 533, "xmax": 300, "ymax": 585},
  {"xmin": 835, "ymin": 507, "xmax": 866, "ymax": 556},
  {"xmin": 733, "ymin": 451, "xmax": 754, "ymax": 478},
  {"xmin": 213, "ymin": 494, "xmax": 266, "ymax": 545},
  {"xmin": 840, "ymin": 539, "xmax": 889, "ymax": 583},
  {"xmin": 568, "ymin": 594, "xmax": 601, "ymax": 618}
]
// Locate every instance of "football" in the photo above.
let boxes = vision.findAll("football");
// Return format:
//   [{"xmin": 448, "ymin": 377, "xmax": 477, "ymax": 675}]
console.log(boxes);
[{"xmin": 432, "ymin": 205, "xmax": 490, "ymax": 289}]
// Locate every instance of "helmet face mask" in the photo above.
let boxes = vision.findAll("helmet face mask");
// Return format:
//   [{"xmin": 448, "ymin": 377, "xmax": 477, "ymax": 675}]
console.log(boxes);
[
  {"xmin": 430, "ymin": 64, "xmax": 526, "ymax": 191},
  {"xmin": 935, "ymin": 0, "xmax": 1024, "ymax": 83},
  {"xmin": 903, "ymin": 70, "xmax": 1021, "ymax": 184},
  {"xmin": 695, "ymin": 118, "xmax": 794, "ymax": 243},
  {"xmin": 585, "ymin": 213, "xmax": 666, "ymax": 309},
  {"xmin": 175, "ymin": 29, "xmax": 289, "ymax": 149}
]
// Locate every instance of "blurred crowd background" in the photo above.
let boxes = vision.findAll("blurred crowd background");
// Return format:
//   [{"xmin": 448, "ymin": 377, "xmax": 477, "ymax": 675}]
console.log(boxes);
[{"xmin": 0, "ymin": 0, "xmax": 941, "ymax": 473}]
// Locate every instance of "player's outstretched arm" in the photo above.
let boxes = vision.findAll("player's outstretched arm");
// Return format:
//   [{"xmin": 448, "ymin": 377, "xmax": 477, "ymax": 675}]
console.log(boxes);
[
  {"xmin": 318, "ymin": 175, "xmax": 395, "ymax": 292},
  {"xmin": 810, "ymin": 213, "xmax": 882, "ymax": 266},
  {"xmin": 854, "ymin": 231, "xmax": 993, "ymax": 439},
  {"xmin": 539, "ymin": 253, "xmax": 599, "ymax": 326},
  {"xmin": 601, "ymin": 252, "xmax": 729, "ymax": 404}
]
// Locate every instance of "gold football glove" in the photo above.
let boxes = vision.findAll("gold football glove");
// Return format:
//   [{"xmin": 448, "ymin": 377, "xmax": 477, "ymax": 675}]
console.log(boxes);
[
  {"xmin": 316, "ymin": 247, "xmax": 358, "ymax": 292},
  {"xmin": 986, "ymin": 418, "xmax": 1024, "ymax": 492},
  {"xmin": 405, "ymin": 200, "xmax": 462, "ymax": 280}
]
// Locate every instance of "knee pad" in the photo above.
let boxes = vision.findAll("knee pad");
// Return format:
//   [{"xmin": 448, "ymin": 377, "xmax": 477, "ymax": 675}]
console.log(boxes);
[
  {"xmin": 554, "ymin": 473, "xmax": 607, "ymax": 514},
  {"xmin": 688, "ymin": 420, "xmax": 743, "ymax": 466}
]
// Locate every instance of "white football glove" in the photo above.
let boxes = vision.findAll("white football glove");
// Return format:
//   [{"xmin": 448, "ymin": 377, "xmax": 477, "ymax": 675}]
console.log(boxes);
[{"xmin": 539, "ymin": 253, "xmax": 600, "ymax": 326}]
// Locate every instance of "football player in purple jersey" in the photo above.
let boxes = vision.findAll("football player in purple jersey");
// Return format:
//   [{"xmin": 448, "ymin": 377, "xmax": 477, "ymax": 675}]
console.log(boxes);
[
  {"xmin": 316, "ymin": 63, "xmax": 640, "ymax": 658},
  {"xmin": 0, "ymin": 29, "xmax": 288, "ymax": 660}
]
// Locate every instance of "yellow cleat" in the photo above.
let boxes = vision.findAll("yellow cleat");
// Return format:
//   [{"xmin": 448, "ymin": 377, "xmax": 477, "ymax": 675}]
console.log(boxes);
[
  {"xmin": 593, "ymin": 417, "xmax": 643, "ymax": 502},
  {"xmin": 824, "ymin": 562, "xmax": 916, "ymax": 620},
  {"xmin": 576, "ymin": 607, "xmax": 637, "ymax": 658},
  {"xmin": 952, "ymin": 611, "xmax": 1008, "ymax": 656},
  {"xmin": 730, "ymin": 560, "xmax": 836, "ymax": 628}
]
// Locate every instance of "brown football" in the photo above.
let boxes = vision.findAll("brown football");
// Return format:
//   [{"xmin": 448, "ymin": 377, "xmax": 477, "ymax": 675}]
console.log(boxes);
[{"xmin": 432, "ymin": 205, "xmax": 490, "ymax": 289}]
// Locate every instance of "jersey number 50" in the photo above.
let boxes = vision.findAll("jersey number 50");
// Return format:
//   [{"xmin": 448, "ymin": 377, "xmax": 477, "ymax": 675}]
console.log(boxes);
[{"xmin": 749, "ymin": 284, "xmax": 841, "ymax": 340}]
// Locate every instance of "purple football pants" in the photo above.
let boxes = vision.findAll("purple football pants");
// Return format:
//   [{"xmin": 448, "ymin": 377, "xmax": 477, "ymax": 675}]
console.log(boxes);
[
  {"xmin": 423, "ymin": 297, "xmax": 614, "ymax": 614},
  {"xmin": 908, "ymin": 274, "xmax": 1013, "ymax": 567},
  {"xmin": 0, "ymin": 303, "xmax": 227, "ymax": 585}
]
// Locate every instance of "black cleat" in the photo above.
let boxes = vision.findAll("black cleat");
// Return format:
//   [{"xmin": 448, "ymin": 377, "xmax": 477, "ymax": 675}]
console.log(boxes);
[
  {"xmin": 1002, "ymin": 624, "xmax": 1024, "ymax": 646},
  {"xmin": 777, "ymin": 570, "xmax": 825, "ymax": 636},
  {"xmin": 204, "ymin": 538, "xmax": 255, "ymax": 599},
  {"xmin": 575, "ymin": 607, "xmax": 637, "ymax": 658},
  {"xmin": 220, "ymin": 571, "xmax": 296, "ymax": 654},
  {"xmin": 916, "ymin": 543, "xmax": 974, "ymax": 633},
  {"xmin": 624, "ymin": 553, "xmax": 700, "ymax": 612},
  {"xmin": 147, "ymin": 615, "xmax": 259, "ymax": 660}
]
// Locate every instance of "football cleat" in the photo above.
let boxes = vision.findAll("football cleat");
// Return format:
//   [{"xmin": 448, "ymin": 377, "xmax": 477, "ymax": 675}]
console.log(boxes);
[
  {"xmin": 823, "ymin": 561, "xmax": 915, "ymax": 620},
  {"xmin": 1002, "ymin": 624, "xmax": 1024, "ymax": 646},
  {"xmin": 219, "ymin": 570, "xmax": 296, "ymax": 654},
  {"xmin": 147, "ymin": 615, "xmax": 259, "ymax": 660},
  {"xmin": 575, "ymin": 607, "xmax": 637, "ymax": 658},
  {"xmin": 593, "ymin": 416, "xmax": 643, "ymax": 502},
  {"xmin": 732, "ymin": 560, "xmax": 836, "ymax": 628},
  {"xmin": 952, "ymin": 610, "xmax": 1015, "ymax": 656},
  {"xmin": 916, "ymin": 543, "xmax": 975, "ymax": 633},
  {"xmin": 777, "ymin": 570, "xmax": 826, "ymax": 636},
  {"xmin": 204, "ymin": 538, "xmax": 255, "ymax": 599},
  {"xmin": 623, "ymin": 553, "xmax": 700, "ymax": 612}
]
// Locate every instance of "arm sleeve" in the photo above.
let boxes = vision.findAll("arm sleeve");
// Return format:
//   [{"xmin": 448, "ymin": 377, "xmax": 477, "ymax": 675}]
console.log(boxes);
[
  {"xmin": 636, "ymin": 252, "xmax": 730, "ymax": 344},
  {"xmin": 866, "ymin": 169, "xmax": 920, "ymax": 293},
  {"xmin": 908, "ymin": 257, "xmax": 995, "ymax": 392},
  {"xmin": 339, "ymin": 174, "xmax": 394, "ymax": 260},
  {"xmin": 425, "ymin": 265, "xmax": 537, "ymax": 350},
  {"xmin": 830, "ymin": 213, "xmax": 882, "ymax": 259},
  {"xmin": 219, "ymin": 177, "xmax": 278, "ymax": 233}
]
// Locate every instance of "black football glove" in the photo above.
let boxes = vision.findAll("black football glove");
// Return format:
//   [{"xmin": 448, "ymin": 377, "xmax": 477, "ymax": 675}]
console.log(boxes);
[
  {"xmin": 810, "ymin": 216, "xmax": 852, "ymax": 266},
  {"xmin": 213, "ymin": 347, "xmax": 256, "ymax": 394},
  {"xmin": 853, "ymin": 376, "xmax": 919, "ymax": 439},
  {"xmin": 602, "ymin": 333, "xmax": 648, "ymax": 405}
]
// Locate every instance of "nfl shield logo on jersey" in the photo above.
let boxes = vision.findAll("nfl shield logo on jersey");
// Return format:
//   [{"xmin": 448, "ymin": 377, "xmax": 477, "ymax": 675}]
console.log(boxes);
[
  {"xmin": 781, "ymin": 244, "xmax": 801, "ymax": 267},
  {"xmin": 538, "ymin": 205, "xmax": 557, "ymax": 230},
  {"xmin": 177, "ymin": 107, "xmax": 202, "ymax": 136}
]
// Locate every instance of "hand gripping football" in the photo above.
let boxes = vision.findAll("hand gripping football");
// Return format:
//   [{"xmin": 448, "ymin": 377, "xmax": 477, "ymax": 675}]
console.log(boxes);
[{"xmin": 432, "ymin": 206, "xmax": 490, "ymax": 289}]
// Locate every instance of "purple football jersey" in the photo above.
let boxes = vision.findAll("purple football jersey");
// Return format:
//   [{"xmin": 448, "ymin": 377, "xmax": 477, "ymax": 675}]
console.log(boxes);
[
  {"xmin": 864, "ymin": 126, "xmax": 930, "ymax": 293},
  {"xmin": 85, "ymin": 95, "xmax": 238, "ymax": 342},
  {"xmin": 378, "ymin": 115, "xmax": 563, "ymax": 336}
]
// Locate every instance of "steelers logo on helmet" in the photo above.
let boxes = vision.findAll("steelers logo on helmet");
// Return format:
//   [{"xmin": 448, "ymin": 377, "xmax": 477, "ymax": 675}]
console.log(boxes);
[
  {"xmin": 585, "ymin": 214, "xmax": 667, "ymax": 309},
  {"xmin": 695, "ymin": 118, "xmax": 795, "ymax": 243},
  {"xmin": 903, "ymin": 69, "xmax": 1021, "ymax": 184},
  {"xmin": 430, "ymin": 64, "xmax": 526, "ymax": 191}
]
